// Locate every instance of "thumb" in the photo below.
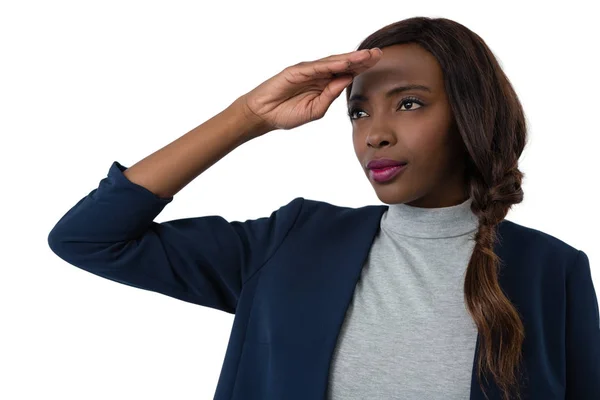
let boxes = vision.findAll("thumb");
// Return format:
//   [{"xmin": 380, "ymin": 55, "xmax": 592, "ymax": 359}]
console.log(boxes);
[{"xmin": 316, "ymin": 75, "xmax": 354, "ymax": 115}]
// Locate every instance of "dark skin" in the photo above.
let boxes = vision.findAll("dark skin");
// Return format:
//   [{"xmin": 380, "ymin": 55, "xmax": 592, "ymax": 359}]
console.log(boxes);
[{"xmin": 348, "ymin": 43, "xmax": 469, "ymax": 208}]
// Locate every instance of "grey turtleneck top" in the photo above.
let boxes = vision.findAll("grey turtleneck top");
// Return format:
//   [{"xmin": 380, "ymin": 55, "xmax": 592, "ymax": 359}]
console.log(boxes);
[{"xmin": 327, "ymin": 196, "xmax": 480, "ymax": 399}]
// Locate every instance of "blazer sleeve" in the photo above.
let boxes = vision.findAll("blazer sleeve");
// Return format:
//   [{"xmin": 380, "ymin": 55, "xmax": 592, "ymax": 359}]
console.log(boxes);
[
  {"xmin": 47, "ymin": 161, "xmax": 303, "ymax": 314},
  {"xmin": 565, "ymin": 249, "xmax": 600, "ymax": 399}
]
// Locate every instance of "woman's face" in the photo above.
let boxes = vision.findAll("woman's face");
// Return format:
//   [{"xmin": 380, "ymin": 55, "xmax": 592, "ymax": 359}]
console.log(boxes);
[{"xmin": 348, "ymin": 43, "xmax": 469, "ymax": 208}]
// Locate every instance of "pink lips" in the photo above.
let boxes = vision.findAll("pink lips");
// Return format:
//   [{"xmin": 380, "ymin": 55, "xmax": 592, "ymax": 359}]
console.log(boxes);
[
  {"xmin": 366, "ymin": 159, "xmax": 408, "ymax": 169},
  {"xmin": 369, "ymin": 164, "xmax": 407, "ymax": 182}
]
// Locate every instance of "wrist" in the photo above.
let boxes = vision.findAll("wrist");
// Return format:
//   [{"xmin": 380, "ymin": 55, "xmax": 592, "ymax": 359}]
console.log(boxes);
[{"xmin": 230, "ymin": 95, "xmax": 273, "ymax": 140}]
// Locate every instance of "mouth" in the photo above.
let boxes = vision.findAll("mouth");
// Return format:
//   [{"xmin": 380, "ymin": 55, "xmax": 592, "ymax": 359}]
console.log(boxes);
[
  {"xmin": 366, "ymin": 159, "xmax": 409, "ymax": 169},
  {"xmin": 369, "ymin": 164, "xmax": 407, "ymax": 183},
  {"xmin": 369, "ymin": 162, "xmax": 407, "ymax": 170}
]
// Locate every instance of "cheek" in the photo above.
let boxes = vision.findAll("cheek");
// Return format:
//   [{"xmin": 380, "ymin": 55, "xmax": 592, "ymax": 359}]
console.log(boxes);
[
  {"xmin": 352, "ymin": 131, "xmax": 363, "ymax": 157},
  {"xmin": 404, "ymin": 128, "xmax": 457, "ymax": 177},
  {"xmin": 351, "ymin": 135, "xmax": 358, "ymax": 154},
  {"xmin": 405, "ymin": 127, "xmax": 445, "ymax": 157},
  {"xmin": 406, "ymin": 102, "xmax": 455, "ymax": 156}
]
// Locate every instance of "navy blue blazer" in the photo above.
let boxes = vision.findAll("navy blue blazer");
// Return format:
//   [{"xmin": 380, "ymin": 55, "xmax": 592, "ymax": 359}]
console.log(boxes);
[{"xmin": 48, "ymin": 161, "xmax": 600, "ymax": 399}]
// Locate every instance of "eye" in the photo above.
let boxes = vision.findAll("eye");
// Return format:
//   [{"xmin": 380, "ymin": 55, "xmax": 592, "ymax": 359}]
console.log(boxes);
[
  {"xmin": 397, "ymin": 96, "xmax": 424, "ymax": 111},
  {"xmin": 347, "ymin": 96, "xmax": 424, "ymax": 121}
]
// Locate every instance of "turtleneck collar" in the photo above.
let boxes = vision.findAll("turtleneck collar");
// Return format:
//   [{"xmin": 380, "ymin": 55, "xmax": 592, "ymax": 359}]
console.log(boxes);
[{"xmin": 380, "ymin": 196, "xmax": 479, "ymax": 239}]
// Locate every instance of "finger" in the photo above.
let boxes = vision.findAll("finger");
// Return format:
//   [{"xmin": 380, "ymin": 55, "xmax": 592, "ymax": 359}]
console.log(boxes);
[
  {"xmin": 292, "ymin": 48, "xmax": 379, "ymax": 72},
  {"xmin": 289, "ymin": 50, "xmax": 381, "ymax": 81},
  {"xmin": 318, "ymin": 48, "xmax": 382, "ymax": 63},
  {"xmin": 313, "ymin": 74, "xmax": 354, "ymax": 117}
]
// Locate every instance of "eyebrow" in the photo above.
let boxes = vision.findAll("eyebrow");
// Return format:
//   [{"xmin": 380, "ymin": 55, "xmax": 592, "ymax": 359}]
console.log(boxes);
[{"xmin": 348, "ymin": 84, "xmax": 432, "ymax": 103}]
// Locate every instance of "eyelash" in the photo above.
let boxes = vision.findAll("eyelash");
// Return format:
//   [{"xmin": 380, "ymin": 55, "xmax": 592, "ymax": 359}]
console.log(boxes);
[{"xmin": 347, "ymin": 96, "xmax": 424, "ymax": 120}]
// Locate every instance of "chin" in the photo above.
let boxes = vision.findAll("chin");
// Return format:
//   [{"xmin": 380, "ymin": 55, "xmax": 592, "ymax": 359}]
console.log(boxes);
[{"xmin": 371, "ymin": 185, "xmax": 411, "ymax": 205}]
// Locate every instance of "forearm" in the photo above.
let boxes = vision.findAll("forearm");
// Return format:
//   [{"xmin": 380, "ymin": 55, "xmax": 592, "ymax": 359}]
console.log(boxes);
[{"xmin": 123, "ymin": 96, "xmax": 271, "ymax": 199}]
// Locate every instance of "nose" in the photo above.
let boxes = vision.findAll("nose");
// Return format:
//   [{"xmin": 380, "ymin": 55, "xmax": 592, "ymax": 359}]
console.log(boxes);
[
  {"xmin": 363, "ymin": 112, "xmax": 397, "ymax": 148},
  {"xmin": 366, "ymin": 130, "xmax": 396, "ymax": 148}
]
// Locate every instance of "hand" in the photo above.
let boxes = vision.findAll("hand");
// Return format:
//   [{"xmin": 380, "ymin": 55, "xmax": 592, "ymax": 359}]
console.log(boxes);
[{"xmin": 236, "ymin": 48, "xmax": 383, "ymax": 134}]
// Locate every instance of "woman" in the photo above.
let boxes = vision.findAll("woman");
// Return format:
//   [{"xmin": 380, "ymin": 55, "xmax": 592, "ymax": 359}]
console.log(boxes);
[{"xmin": 48, "ymin": 16, "xmax": 599, "ymax": 400}]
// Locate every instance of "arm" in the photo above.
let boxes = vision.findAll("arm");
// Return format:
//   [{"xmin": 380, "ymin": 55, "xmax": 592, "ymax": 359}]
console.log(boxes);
[
  {"xmin": 121, "ymin": 96, "xmax": 272, "ymax": 199},
  {"xmin": 47, "ymin": 99, "xmax": 302, "ymax": 313},
  {"xmin": 565, "ymin": 249, "xmax": 600, "ymax": 398}
]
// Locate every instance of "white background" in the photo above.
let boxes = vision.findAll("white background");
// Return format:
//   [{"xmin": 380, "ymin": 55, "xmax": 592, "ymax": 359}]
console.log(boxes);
[{"xmin": 2, "ymin": 1, "xmax": 598, "ymax": 399}]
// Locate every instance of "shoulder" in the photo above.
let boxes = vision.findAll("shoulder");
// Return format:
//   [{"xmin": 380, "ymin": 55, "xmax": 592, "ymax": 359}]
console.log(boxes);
[
  {"xmin": 299, "ymin": 197, "xmax": 387, "ymax": 214},
  {"xmin": 497, "ymin": 219, "xmax": 582, "ymax": 272},
  {"xmin": 295, "ymin": 197, "xmax": 387, "ymax": 221},
  {"xmin": 280, "ymin": 197, "xmax": 386, "ymax": 236},
  {"xmin": 499, "ymin": 219, "xmax": 581, "ymax": 253}
]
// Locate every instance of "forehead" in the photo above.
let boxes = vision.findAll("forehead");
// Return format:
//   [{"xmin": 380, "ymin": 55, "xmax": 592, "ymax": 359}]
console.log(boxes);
[{"xmin": 350, "ymin": 43, "xmax": 443, "ymax": 97}]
